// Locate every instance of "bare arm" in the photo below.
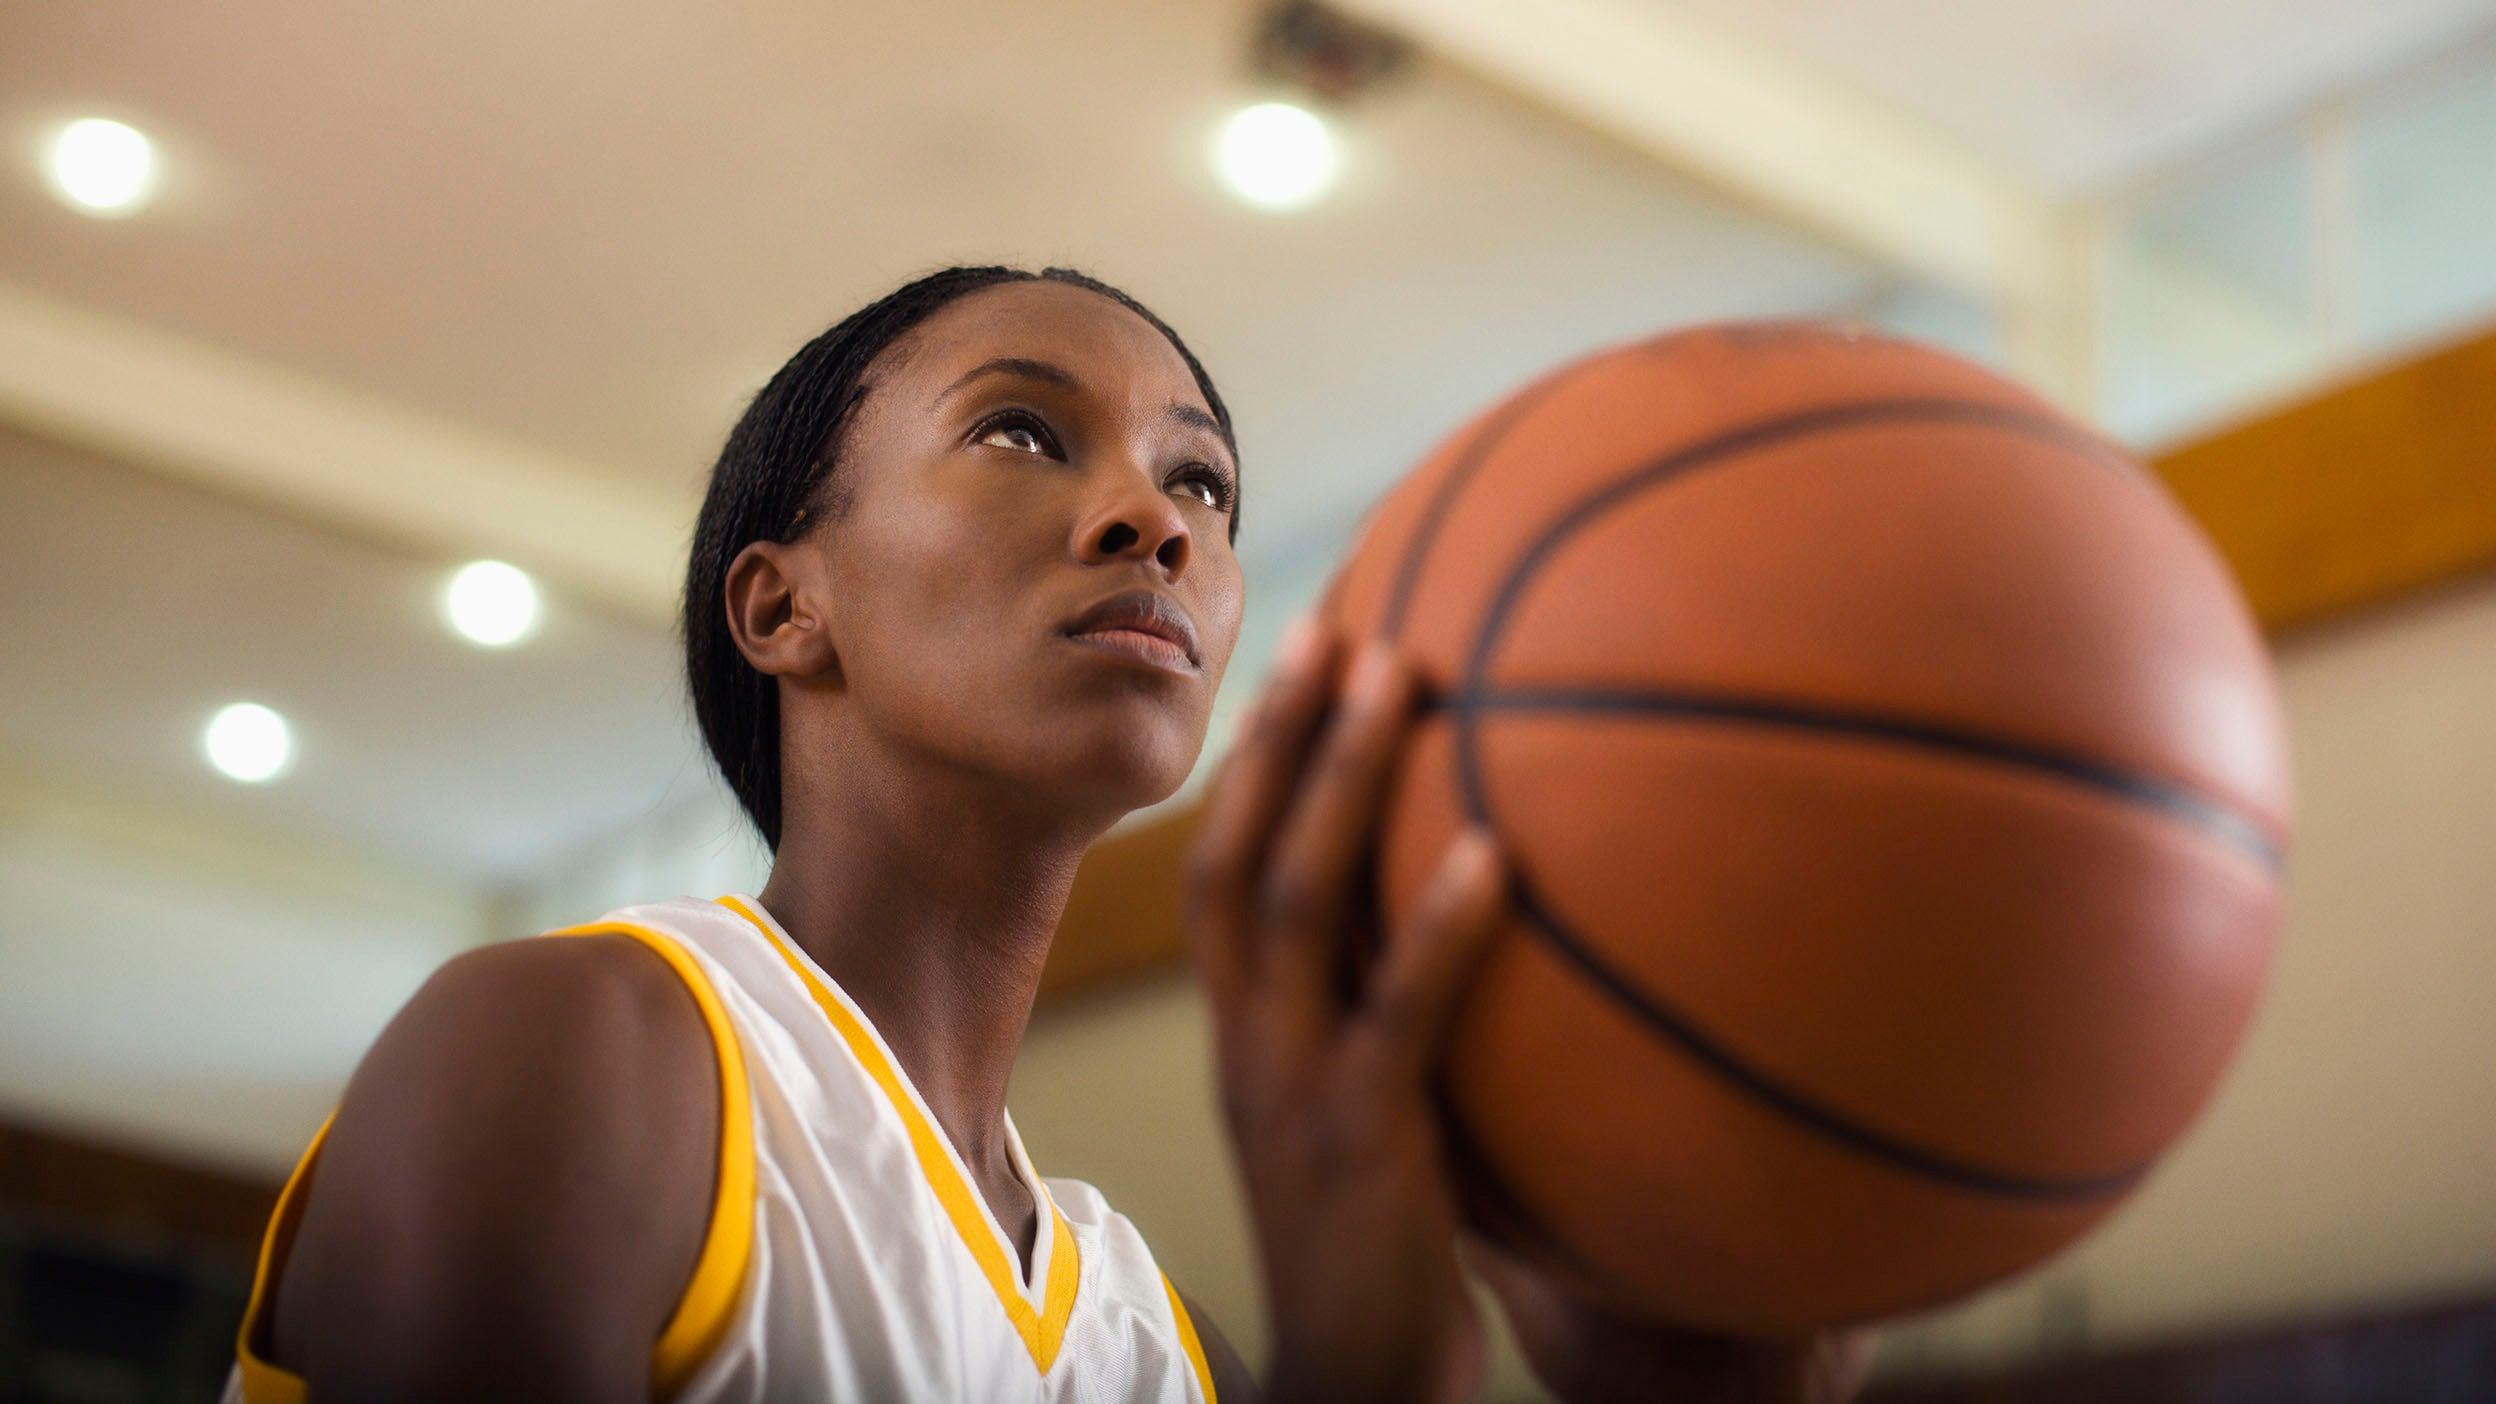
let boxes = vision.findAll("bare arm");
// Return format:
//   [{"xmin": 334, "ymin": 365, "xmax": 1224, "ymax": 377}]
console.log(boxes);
[
  {"xmin": 1176, "ymin": 1287, "xmax": 1263, "ymax": 1404},
  {"xmin": 269, "ymin": 934, "xmax": 719, "ymax": 1404}
]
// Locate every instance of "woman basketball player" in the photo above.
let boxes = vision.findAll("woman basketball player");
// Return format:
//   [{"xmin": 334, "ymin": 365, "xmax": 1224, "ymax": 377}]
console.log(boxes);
[{"xmin": 224, "ymin": 267, "xmax": 1867, "ymax": 1402}]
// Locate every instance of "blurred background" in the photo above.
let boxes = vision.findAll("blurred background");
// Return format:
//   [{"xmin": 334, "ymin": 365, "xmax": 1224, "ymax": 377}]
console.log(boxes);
[{"xmin": 4, "ymin": 0, "xmax": 2496, "ymax": 1399}]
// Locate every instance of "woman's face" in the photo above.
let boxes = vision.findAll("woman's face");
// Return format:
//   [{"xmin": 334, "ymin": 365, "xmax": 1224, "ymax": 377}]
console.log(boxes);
[{"xmin": 798, "ymin": 280, "xmax": 1245, "ymax": 816}]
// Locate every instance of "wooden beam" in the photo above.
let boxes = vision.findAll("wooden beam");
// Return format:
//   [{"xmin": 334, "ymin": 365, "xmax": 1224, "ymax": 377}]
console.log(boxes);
[
  {"xmin": 0, "ymin": 1120, "xmax": 278, "ymax": 1265},
  {"xmin": 2153, "ymin": 320, "xmax": 2496, "ymax": 631}
]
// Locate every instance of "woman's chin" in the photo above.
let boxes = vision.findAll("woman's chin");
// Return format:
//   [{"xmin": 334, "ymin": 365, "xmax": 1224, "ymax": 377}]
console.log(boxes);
[{"xmin": 1038, "ymin": 727, "xmax": 1202, "ymax": 818}]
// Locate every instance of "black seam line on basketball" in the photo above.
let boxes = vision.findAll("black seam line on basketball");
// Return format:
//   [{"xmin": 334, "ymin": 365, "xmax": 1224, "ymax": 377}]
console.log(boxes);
[
  {"xmin": 1452, "ymin": 687, "xmax": 2282, "ymax": 871},
  {"xmin": 1450, "ymin": 399, "xmax": 2167, "ymax": 1204},
  {"xmin": 1376, "ymin": 376, "xmax": 1571, "ymax": 642},
  {"xmin": 1385, "ymin": 391, "xmax": 2132, "ymax": 646},
  {"xmin": 1508, "ymin": 875, "xmax": 2151, "ymax": 1203}
]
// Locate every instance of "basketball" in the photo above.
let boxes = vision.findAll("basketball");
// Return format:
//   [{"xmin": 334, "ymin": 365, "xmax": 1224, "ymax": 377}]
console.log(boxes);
[{"xmin": 1323, "ymin": 323, "xmax": 2294, "ymax": 1335}]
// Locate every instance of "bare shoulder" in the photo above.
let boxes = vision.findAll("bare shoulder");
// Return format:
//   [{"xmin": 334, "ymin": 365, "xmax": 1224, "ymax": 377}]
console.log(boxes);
[
  {"xmin": 270, "ymin": 933, "xmax": 722, "ymax": 1402},
  {"xmin": 1176, "ymin": 1285, "xmax": 1263, "ymax": 1404}
]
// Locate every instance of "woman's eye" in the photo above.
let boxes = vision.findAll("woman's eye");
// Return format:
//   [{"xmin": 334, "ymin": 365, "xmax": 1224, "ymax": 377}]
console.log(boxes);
[
  {"xmin": 1173, "ymin": 470, "xmax": 1231, "ymax": 511},
  {"xmin": 980, "ymin": 421, "xmax": 1049, "ymax": 455}
]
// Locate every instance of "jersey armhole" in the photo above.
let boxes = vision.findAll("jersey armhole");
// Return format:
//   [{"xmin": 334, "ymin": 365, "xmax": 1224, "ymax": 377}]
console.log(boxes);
[
  {"xmin": 229, "ymin": 1116, "xmax": 329, "ymax": 1404},
  {"xmin": 552, "ymin": 921, "xmax": 758, "ymax": 1398},
  {"xmin": 1160, "ymin": 1273, "xmax": 1219, "ymax": 1404},
  {"xmin": 225, "ymin": 922, "xmax": 757, "ymax": 1404}
]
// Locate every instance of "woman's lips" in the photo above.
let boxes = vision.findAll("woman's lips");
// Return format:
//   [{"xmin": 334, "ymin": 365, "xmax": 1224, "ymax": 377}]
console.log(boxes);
[
  {"xmin": 1059, "ymin": 588, "xmax": 1202, "ymax": 671},
  {"xmin": 1063, "ymin": 625, "xmax": 1196, "ymax": 672}
]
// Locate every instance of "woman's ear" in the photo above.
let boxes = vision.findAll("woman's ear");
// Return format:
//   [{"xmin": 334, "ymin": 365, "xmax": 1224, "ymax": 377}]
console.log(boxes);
[{"xmin": 723, "ymin": 539, "xmax": 840, "ymax": 680}]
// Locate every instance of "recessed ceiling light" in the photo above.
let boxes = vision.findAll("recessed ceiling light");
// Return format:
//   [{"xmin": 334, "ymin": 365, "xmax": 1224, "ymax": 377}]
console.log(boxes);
[
  {"xmin": 44, "ymin": 117, "xmax": 158, "ymax": 216},
  {"xmin": 203, "ymin": 702, "xmax": 292, "ymax": 783},
  {"xmin": 1216, "ymin": 102, "xmax": 1337, "ymax": 210},
  {"xmin": 444, "ymin": 560, "xmax": 539, "ymax": 647}
]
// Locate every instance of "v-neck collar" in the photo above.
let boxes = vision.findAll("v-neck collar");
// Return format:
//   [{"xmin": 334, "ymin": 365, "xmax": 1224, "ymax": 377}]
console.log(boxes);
[{"xmin": 715, "ymin": 895, "xmax": 1082, "ymax": 1369}]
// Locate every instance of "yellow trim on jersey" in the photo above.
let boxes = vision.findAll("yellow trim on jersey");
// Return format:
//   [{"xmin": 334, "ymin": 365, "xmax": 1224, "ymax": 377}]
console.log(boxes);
[
  {"xmin": 718, "ymin": 894, "xmax": 1084, "ymax": 1372},
  {"xmin": 229, "ymin": 1114, "xmax": 329, "ymax": 1404},
  {"xmin": 226, "ymin": 922, "xmax": 755, "ymax": 1404},
  {"xmin": 1162, "ymin": 1274, "xmax": 1219, "ymax": 1404},
  {"xmin": 556, "ymin": 920, "xmax": 759, "ymax": 1398}
]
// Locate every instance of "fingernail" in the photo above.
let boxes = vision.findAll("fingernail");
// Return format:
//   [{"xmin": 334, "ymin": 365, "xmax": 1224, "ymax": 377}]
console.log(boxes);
[
  {"xmin": 1347, "ymin": 642, "xmax": 1399, "ymax": 705},
  {"xmin": 1275, "ymin": 612, "xmax": 1323, "ymax": 676},
  {"xmin": 1452, "ymin": 827, "xmax": 1502, "ymax": 881}
]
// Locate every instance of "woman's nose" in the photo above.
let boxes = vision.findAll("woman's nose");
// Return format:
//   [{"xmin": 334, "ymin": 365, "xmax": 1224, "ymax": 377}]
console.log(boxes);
[{"xmin": 1076, "ymin": 474, "xmax": 1192, "ymax": 576}]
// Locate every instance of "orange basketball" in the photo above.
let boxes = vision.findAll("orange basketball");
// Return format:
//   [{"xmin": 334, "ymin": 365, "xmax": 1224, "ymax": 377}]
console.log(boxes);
[{"xmin": 1324, "ymin": 324, "xmax": 2292, "ymax": 1335}]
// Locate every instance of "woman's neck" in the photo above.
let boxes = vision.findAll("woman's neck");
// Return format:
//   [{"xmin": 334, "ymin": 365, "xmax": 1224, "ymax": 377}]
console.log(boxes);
[{"xmin": 757, "ymin": 730, "xmax": 1104, "ymax": 1180}]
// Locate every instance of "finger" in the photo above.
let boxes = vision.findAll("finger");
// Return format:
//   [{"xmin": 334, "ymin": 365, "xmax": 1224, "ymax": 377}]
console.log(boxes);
[
  {"xmin": 1182, "ymin": 614, "xmax": 1338, "ymax": 1003},
  {"xmin": 1810, "ymin": 1329, "xmax": 1880, "ymax": 1403},
  {"xmin": 1457, "ymin": 1235, "xmax": 1570, "ymax": 1350},
  {"xmin": 1456, "ymin": 1232, "xmax": 1526, "ymax": 1287},
  {"xmin": 1456, "ymin": 1234, "xmax": 1528, "ymax": 1311},
  {"xmin": 1364, "ymin": 827, "xmax": 1508, "ymax": 1085},
  {"xmin": 1250, "ymin": 641, "xmax": 1417, "ymax": 1019}
]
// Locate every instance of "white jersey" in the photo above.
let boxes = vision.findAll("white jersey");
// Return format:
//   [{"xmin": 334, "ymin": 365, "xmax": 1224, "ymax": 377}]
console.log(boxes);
[{"xmin": 227, "ymin": 895, "xmax": 1219, "ymax": 1404}]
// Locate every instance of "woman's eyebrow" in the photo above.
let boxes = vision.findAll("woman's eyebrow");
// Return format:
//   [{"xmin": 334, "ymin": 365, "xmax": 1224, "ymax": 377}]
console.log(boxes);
[
  {"xmin": 935, "ymin": 356, "xmax": 1081, "ymax": 405},
  {"xmin": 1168, "ymin": 402, "xmax": 1228, "ymax": 457},
  {"xmin": 1166, "ymin": 402, "xmax": 1225, "ymax": 441}
]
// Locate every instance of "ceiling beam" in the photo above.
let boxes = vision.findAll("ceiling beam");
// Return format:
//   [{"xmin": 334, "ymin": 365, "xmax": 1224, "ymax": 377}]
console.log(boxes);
[
  {"xmin": 1330, "ymin": 0, "xmax": 2093, "ymax": 404},
  {"xmin": 0, "ymin": 748, "xmax": 483, "ymax": 935},
  {"xmin": 1333, "ymin": 0, "xmax": 2061, "ymax": 298},
  {"xmin": 0, "ymin": 282, "xmax": 689, "ymax": 628}
]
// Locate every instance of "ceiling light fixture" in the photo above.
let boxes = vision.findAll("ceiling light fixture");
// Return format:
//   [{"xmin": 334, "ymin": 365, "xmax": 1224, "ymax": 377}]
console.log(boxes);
[
  {"xmin": 44, "ymin": 117, "xmax": 158, "ymax": 216},
  {"xmin": 203, "ymin": 702, "xmax": 292, "ymax": 783},
  {"xmin": 1216, "ymin": 102, "xmax": 1338, "ymax": 210},
  {"xmin": 444, "ymin": 560, "xmax": 540, "ymax": 647}
]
